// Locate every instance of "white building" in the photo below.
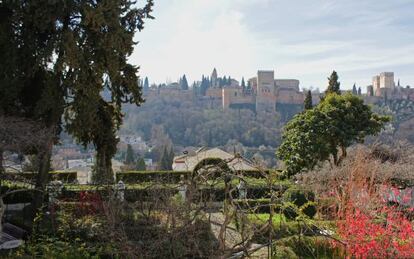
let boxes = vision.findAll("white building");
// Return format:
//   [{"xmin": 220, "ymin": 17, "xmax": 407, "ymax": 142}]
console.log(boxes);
[{"xmin": 172, "ymin": 147, "xmax": 259, "ymax": 172}]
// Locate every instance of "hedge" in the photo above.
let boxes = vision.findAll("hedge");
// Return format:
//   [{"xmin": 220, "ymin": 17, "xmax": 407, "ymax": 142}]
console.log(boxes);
[
  {"xmin": 3, "ymin": 171, "xmax": 78, "ymax": 183},
  {"xmin": 282, "ymin": 187, "xmax": 316, "ymax": 219},
  {"xmin": 115, "ymin": 169, "xmax": 281, "ymax": 184},
  {"xmin": 116, "ymin": 171, "xmax": 190, "ymax": 184}
]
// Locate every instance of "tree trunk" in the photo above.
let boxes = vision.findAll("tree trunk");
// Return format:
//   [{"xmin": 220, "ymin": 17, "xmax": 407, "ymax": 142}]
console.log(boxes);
[
  {"xmin": 93, "ymin": 147, "xmax": 114, "ymax": 184},
  {"xmin": 32, "ymin": 148, "xmax": 52, "ymax": 213},
  {"xmin": 0, "ymin": 148, "xmax": 3, "ymax": 188}
]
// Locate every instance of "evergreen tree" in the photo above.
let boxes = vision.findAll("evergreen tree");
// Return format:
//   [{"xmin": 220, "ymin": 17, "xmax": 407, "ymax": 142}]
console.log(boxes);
[
  {"xmin": 168, "ymin": 147, "xmax": 175, "ymax": 169},
  {"xmin": 125, "ymin": 144, "xmax": 135, "ymax": 165},
  {"xmin": 352, "ymin": 83, "xmax": 358, "ymax": 95},
  {"xmin": 325, "ymin": 71, "xmax": 341, "ymax": 95},
  {"xmin": 358, "ymin": 87, "xmax": 362, "ymax": 96},
  {"xmin": 221, "ymin": 76, "xmax": 227, "ymax": 87},
  {"xmin": 200, "ymin": 75, "xmax": 209, "ymax": 95},
  {"xmin": 180, "ymin": 74, "xmax": 189, "ymax": 90},
  {"xmin": 144, "ymin": 77, "xmax": 150, "ymax": 91},
  {"xmin": 241, "ymin": 77, "xmax": 246, "ymax": 89},
  {"xmin": 0, "ymin": 0, "xmax": 154, "ymax": 198},
  {"xmin": 135, "ymin": 157, "xmax": 146, "ymax": 171},
  {"xmin": 304, "ymin": 90, "xmax": 313, "ymax": 110},
  {"xmin": 228, "ymin": 76, "xmax": 232, "ymax": 85},
  {"xmin": 159, "ymin": 146, "xmax": 173, "ymax": 170}
]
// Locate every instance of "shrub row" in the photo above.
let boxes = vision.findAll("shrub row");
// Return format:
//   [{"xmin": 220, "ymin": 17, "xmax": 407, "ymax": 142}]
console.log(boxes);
[
  {"xmin": 115, "ymin": 170, "xmax": 277, "ymax": 184},
  {"xmin": 3, "ymin": 171, "xmax": 77, "ymax": 183},
  {"xmin": 116, "ymin": 171, "xmax": 190, "ymax": 184}
]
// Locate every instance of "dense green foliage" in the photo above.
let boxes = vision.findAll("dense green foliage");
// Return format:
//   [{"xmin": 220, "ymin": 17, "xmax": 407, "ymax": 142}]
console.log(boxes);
[
  {"xmin": 282, "ymin": 187, "xmax": 316, "ymax": 219},
  {"xmin": 0, "ymin": 0, "xmax": 154, "ymax": 186},
  {"xmin": 277, "ymin": 93, "xmax": 389, "ymax": 176}
]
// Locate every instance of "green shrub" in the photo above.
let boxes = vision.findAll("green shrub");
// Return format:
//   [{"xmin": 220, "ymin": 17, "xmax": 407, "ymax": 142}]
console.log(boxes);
[
  {"xmin": 282, "ymin": 187, "xmax": 316, "ymax": 219},
  {"xmin": 272, "ymin": 245, "xmax": 299, "ymax": 259},
  {"xmin": 116, "ymin": 171, "xmax": 190, "ymax": 184},
  {"xmin": 275, "ymin": 236, "xmax": 339, "ymax": 258}
]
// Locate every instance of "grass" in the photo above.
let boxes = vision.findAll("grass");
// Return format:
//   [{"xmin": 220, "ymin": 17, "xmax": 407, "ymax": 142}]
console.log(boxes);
[{"xmin": 247, "ymin": 213, "xmax": 287, "ymax": 225}]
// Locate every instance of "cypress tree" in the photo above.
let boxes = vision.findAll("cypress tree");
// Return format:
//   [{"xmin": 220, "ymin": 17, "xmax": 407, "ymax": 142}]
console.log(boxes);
[
  {"xmin": 135, "ymin": 157, "xmax": 146, "ymax": 171},
  {"xmin": 352, "ymin": 83, "xmax": 358, "ymax": 95},
  {"xmin": 358, "ymin": 87, "xmax": 362, "ymax": 96},
  {"xmin": 125, "ymin": 144, "xmax": 135, "ymax": 165},
  {"xmin": 304, "ymin": 90, "xmax": 313, "ymax": 110},
  {"xmin": 241, "ymin": 77, "xmax": 246, "ymax": 89},
  {"xmin": 159, "ymin": 146, "xmax": 173, "ymax": 170},
  {"xmin": 180, "ymin": 74, "xmax": 189, "ymax": 90},
  {"xmin": 325, "ymin": 70, "xmax": 341, "ymax": 95},
  {"xmin": 0, "ymin": 0, "xmax": 154, "ymax": 195},
  {"xmin": 144, "ymin": 77, "xmax": 150, "ymax": 90}
]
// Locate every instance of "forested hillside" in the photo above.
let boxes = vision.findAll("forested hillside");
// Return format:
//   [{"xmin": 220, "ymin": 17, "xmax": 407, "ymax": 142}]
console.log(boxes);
[{"xmin": 122, "ymin": 95, "xmax": 284, "ymax": 148}]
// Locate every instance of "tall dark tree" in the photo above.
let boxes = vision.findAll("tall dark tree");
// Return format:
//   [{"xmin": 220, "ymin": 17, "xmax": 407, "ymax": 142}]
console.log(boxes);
[
  {"xmin": 352, "ymin": 83, "xmax": 358, "ymax": 95},
  {"xmin": 125, "ymin": 144, "xmax": 135, "ymax": 165},
  {"xmin": 0, "ymin": 0, "xmax": 154, "ymax": 190},
  {"xmin": 159, "ymin": 146, "xmax": 173, "ymax": 170},
  {"xmin": 180, "ymin": 74, "xmax": 189, "ymax": 90},
  {"xmin": 358, "ymin": 87, "xmax": 362, "ymax": 96},
  {"xmin": 241, "ymin": 77, "xmax": 246, "ymax": 89},
  {"xmin": 304, "ymin": 90, "xmax": 313, "ymax": 110},
  {"xmin": 144, "ymin": 77, "xmax": 150, "ymax": 91},
  {"xmin": 135, "ymin": 157, "xmax": 146, "ymax": 171},
  {"xmin": 325, "ymin": 71, "xmax": 341, "ymax": 95}
]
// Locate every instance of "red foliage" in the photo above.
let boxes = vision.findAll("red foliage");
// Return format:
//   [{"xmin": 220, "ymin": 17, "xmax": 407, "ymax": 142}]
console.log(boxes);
[
  {"xmin": 335, "ymin": 203, "xmax": 414, "ymax": 258},
  {"xmin": 77, "ymin": 191, "xmax": 103, "ymax": 215}
]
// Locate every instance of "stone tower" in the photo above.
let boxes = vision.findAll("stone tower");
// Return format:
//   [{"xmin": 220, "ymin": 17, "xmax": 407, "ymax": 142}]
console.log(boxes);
[{"xmin": 256, "ymin": 70, "xmax": 275, "ymax": 111}]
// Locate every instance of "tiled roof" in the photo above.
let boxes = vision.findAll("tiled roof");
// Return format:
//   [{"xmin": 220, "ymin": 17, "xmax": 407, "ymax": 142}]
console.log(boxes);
[{"xmin": 173, "ymin": 147, "xmax": 258, "ymax": 172}]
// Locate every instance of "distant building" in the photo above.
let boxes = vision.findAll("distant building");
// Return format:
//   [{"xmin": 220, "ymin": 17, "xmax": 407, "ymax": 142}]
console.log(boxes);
[
  {"xmin": 368, "ymin": 72, "xmax": 414, "ymax": 101},
  {"xmin": 223, "ymin": 70, "xmax": 304, "ymax": 119},
  {"xmin": 172, "ymin": 147, "xmax": 259, "ymax": 172}
]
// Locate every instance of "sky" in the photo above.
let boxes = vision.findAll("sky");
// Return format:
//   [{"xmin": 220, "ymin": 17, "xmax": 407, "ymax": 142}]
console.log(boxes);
[{"xmin": 130, "ymin": 0, "xmax": 414, "ymax": 91}]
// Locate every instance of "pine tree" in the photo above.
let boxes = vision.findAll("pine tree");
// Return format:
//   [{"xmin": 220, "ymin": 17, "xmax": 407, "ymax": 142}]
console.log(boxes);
[
  {"xmin": 358, "ymin": 87, "xmax": 362, "ymax": 96},
  {"xmin": 135, "ymin": 157, "xmax": 146, "ymax": 171},
  {"xmin": 125, "ymin": 144, "xmax": 135, "ymax": 165},
  {"xmin": 304, "ymin": 90, "xmax": 313, "ymax": 110},
  {"xmin": 352, "ymin": 83, "xmax": 358, "ymax": 95},
  {"xmin": 180, "ymin": 74, "xmax": 189, "ymax": 90},
  {"xmin": 325, "ymin": 70, "xmax": 341, "ymax": 95}
]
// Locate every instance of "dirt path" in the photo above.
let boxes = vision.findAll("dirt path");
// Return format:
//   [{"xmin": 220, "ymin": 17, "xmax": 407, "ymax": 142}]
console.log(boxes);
[{"xmin": 208, "ymin": 212, "xmax": 269, "ymax": 258}]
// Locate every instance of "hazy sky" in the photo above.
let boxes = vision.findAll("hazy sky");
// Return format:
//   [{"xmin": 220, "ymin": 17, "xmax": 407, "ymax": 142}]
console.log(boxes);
[{"xmin": 130, "ymin": 0, "xmax": 414, "ymax": 90}]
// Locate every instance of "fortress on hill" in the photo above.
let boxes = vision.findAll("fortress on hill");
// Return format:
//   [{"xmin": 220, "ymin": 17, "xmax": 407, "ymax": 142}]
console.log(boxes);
[
  {"xmin": 144, "ymin": 68, "xmax": 413, "ymax": 120},
  {"xmin": 222, "ymin": 70, "xmax": 305, "ymax": 112},
  {"xmin": 202, "ymin": 69, "xmax": 309, "ymax": 120}
]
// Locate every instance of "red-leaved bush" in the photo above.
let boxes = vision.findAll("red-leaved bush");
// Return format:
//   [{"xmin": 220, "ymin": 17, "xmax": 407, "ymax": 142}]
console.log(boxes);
[
  {"xmin": 334, "ymin": 203, "xmax": 414, "ymax": 258},
  {"xmin": 77, "ymin": 191, "xmax": 103, "ymax": 215}
]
